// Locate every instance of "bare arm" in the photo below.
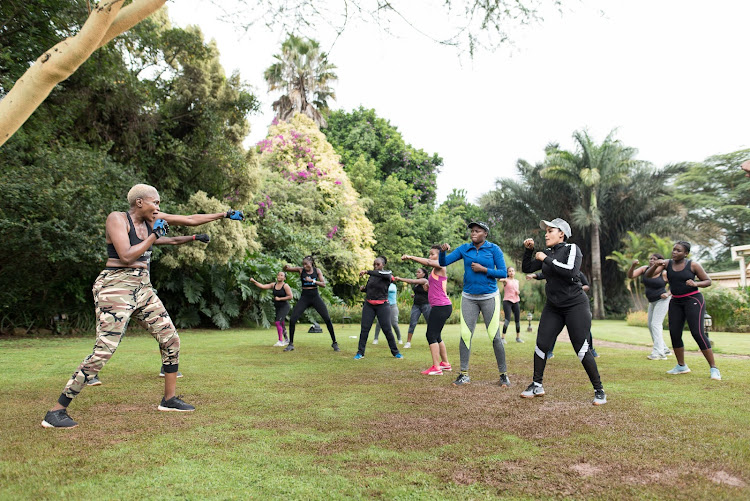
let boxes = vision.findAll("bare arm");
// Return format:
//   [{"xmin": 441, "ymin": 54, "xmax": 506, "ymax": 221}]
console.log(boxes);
[
  {"xmin": 645, "ymin": 260, "xmax": 667, "ymax": 278},
  {"xmin": 107, "ymin": 212, "xmax": 156, "ymax": 265},
  {"xmin": 628, "ymin": 260, "xmax": 646, "ymax": 279},
  {"xmin": 402, "ymin": 254, "xmax": 441, "ymax": 269},
  {"xmin": 394, "ymin": 277, "xmax": 428, "ymax": 285},
  {"xmin": 155, "ymin": 235, "xmax": 203, "ymax": 246},
  {"xmin": 156, "ymin": 211, "xmax": 226, "ymax": 227},
  {"xmin": 688, "ymin": 261, "xmax": 712, "ymax": 288},
  {"xmin": 315, "ymin": 269, "xmax": 327, "ymax": 288},
  {"xmin": 249, "ymin": 278, "xmax": 274, "ymax": 290},
  {"xmin": 283, "ymin": 265, "xmax": 303, "ymax": 273}
]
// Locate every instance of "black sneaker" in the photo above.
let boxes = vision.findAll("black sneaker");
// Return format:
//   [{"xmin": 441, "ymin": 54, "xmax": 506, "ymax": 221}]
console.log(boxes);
[
  {"xmin": 452, "ymin": 373, "xmax": 471, "ymax": 386},
  {"xmin": 158, "ymin": 395, "xmax": 196, "ymax": 412},
  {"xmin": 283, "ymin": 344, "xmax": 295, "ymax": 352},
  {"xmin": 499, "ymin": 373, "xmax": 511, "ymax": 388},
  {"xmin": 86, "ymin": 376, "xmax": 102, "ymax": 386},
  {"xmin": 591, "ymin": 348, "xmax": 599, "ymax": 358},
  {"xmin": 41, "ymin": 408, "xmax": 78, "ymax": 428},
  {"xmin": 332, "ymin": 342, "xmax": 340, "ymax": 352}
]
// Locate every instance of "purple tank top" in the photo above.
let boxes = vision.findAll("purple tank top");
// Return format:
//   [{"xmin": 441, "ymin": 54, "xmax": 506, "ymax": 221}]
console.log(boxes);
[{"xmin": 428, "ymin": 270, "xmax": 452, "ymax": 307}]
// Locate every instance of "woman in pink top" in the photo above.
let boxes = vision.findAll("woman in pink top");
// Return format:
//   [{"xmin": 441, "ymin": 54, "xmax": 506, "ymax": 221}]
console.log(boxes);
[
  {"xmin": 400, "ymin": 246, "xmax": 452, "ymax": 375},
  {"xmin": 498, "ymin": 267, "xmax": 523, "ymax": 344}
]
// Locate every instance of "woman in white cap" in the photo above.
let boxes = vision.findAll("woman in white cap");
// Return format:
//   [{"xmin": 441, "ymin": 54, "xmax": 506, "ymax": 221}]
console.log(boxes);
[{"xmin": 520, "ymin": 218, "xmax": 606, "ymax": 405}]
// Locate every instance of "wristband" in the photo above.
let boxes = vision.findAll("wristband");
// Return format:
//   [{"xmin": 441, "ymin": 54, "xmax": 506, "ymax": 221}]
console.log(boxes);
[{"xmin": 193, "ymin": 235, "xmax": 196, "ymax": 241}]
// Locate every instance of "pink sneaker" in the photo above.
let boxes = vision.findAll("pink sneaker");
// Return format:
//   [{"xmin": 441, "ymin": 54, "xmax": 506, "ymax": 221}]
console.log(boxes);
[
  {"xmin": 421, "ymin": 365, "xmax": 443, "ymax": 375},
  {"xmin": 439, "ymin": 362, "xmax": 452, "ymax": 372}
]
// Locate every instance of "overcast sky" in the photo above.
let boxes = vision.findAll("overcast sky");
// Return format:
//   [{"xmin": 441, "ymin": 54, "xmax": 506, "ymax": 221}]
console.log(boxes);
[{"xmin": 168, "ymin": 0, "xmax": 750, "ymax": 203}]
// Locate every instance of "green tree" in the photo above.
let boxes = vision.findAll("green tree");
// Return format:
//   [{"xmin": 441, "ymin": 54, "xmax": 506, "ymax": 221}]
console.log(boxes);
[
  {"xmin": 263, "ymin": 34, "xmax": 337, "ymax": 128},
  {"xmin": 325, "ymin": 107, "xmax": 442, "ymax": 205},
  {"xmin": 672, "ymin": 149, "xmax": 750, "ymax": 270},
  {"xmin": 481, "ymin": 141, "xmax": 684, "ymax": 316},
  {"xmin": 541, "ymin": 130, "xmax": 641, "ymax": 318}
]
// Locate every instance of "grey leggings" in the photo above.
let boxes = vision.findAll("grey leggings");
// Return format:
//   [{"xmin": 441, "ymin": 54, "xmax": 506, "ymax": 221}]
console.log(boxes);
[
  {"xmin": 374, "ymin": 304, "xmax": 401, "ymax": 341},
  {"xmin": 459, "ymin": 294, "xmax": 507, "ymax": 374},
  {"xmin": 408, "ymin": 303, "xmax": 431, "ymax": 333}
]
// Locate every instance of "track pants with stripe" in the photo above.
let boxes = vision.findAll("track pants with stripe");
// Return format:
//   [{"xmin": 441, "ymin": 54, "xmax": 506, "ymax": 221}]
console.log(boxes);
[
  {"xmin": 459, "ymin": 294, "xmax": 507, "ymax": 374},
  {"xmin": 533, "ymin": 300, "xmax": 602, "ymax": 390}
]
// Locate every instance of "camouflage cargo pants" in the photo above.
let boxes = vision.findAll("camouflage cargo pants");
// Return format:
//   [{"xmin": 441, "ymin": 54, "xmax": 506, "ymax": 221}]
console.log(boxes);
[{"xmin": 60, "ymin": 268, "xmax": 180, "ymax": 404}]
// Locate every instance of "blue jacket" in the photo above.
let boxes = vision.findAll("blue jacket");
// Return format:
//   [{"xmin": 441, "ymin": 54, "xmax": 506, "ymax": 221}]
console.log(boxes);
[{"xmin": 439, "ymin": 241, "xmax": 507, "ymax": 295}]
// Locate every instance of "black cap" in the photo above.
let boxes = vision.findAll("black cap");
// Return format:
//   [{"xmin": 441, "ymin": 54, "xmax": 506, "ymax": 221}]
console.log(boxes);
[{"xmin": 468, "ymin": 221, "xmax": 490, "ymax": 233}]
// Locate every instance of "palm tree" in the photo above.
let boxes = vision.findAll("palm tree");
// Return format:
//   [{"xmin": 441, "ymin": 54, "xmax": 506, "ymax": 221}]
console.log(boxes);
[
  {"xmin": 263, "ymin": 34, "xmax": 337, "ymax": 128},
  {"xmin": 541, "ymin": 130, "xmax": 639, "ymax": 319}
]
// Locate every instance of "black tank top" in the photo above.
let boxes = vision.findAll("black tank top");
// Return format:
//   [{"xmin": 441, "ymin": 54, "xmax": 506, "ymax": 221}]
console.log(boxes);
[
  {"xmin": 301, "ymin": 267, "xmax": 318, "ymax": 288},
  {"xmin": 273, "ymin": 283, "xmax": 288, "ymax": 301},
  {"xmin": 641, "ymin": 270, "xmax": 667, "ymax": 303},
  {"xmin": 666, "ymin": 259, "xmax": 698, "ymax": 296},
  {"xmin": 413, "ymin": 283, "xmax": 429, "ymax": 305},
  {"xmin": 106, "ymin": 212, "xmax": 152, "ymax": 264}
]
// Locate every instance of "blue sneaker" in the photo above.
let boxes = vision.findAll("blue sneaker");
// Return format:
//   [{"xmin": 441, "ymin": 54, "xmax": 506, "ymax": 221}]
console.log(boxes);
[
  {"xmin": 666, "ymin": 364, "xmax": 691, "ymax": 375},
  {"xmin": 710, "ymin": 367, "xmax": 721, "ymax": 380},
  {"xmin": 353, "ymin": 353, "xmax": 364, "ymax": 360},
  {"xmin": 394, "ymin": 353, "xmax": 404, "ymax": 359}
]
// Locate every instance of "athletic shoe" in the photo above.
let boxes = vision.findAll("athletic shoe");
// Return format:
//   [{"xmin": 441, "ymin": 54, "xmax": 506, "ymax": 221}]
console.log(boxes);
[
  {"xmin": 159, "ymin": 371, "xmax": 183, "ymax": 378},
  {"xmin": 666, "ymin": 364, "xmax": 691, "ymax": 375},
  {"xmin": 41, "ymin": 409, "xmax": 78, "ymax": 429},
  {"xmin": 283, "ymin": 344, "xmax": 295, "ymax": 352},
  {"xmin": 591, "ymin": 348, "xmax": 599, "ymax": 358},
  {"xmin": 664, "ymin": 348, "xmax": 672, "ymax": 355},
  {"xmin": 501, "ymin": 338, "xmax": 507, "ymax": 345},
  {"xmin": 421, "ymin": 365, "xmax": 443, "ymax": 375},
  {"xmin": 547, "ymin": 352, "xmax": 554, "ymax": 359},
  {"xmin": 520, "ymin": 382, "xmax": 545, "ymax": 398},
  {"xmin": 86, "ymin": 376, "xmax": 102, "ymax": 386},
  {"xmin": 499, "ymin": 373, "xmax": 511, "ymax": 388},
  {"xmin": 158, "ymin": 395, "xmax": 195, "ymax": 412},
  {"xmin": 398, "ymin": 339, "xmax": 403, "ymax": 345},
  {"xmin": 452, "ymin": 373, "xmax": 471, "ymax": 386},
  {"xmin": 282, "ymin": 340, "xmax": 289, "ymax": 346},
  {"xmin": 439, "ymin": 361, "xmax": 452, "ymax": 372},
  {"xmin": 647, "ymin": 353, "xmax": 667, "ymax": 360},
  {"xmin": 404, "ymin": 342, "xmax": 411, "ymax": 349},
  {"xmin": 394, "ymin": 353, "xmax": 404, "ymax": 359},
  {"xmin": 273, "ymin": 340, "xmax": 284, "ymax": 347},
  {"xmin": 353, "ymin": 353, "xmax": 364, "ymax": 360},
  {"xmin": 516, "ymin": 338, "xmax": 524, "ymax": 343},
  {"xmin": 592, "ymin": 389, "xmax": 607, "ymax": 406},
  {"xmin": 332, "ymin": 342, "xmax": 340, "ymax": 352},
  {"xmin": 372, "ymin": 339, "xmax": 379, "ymax": 345},
  {"xmin": 710, "ymin": 367, "xmax": 722, "ymax": 380}
]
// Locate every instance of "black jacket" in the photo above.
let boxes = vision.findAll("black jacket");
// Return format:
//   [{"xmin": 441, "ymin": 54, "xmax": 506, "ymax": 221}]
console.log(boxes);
[
  {"xmin": 363, "ymin": 270, "xmax": 394, "ymax": 301},
  {"xmin": 523, "ymin": 243, "xmax": 588, "ymax": 308}
]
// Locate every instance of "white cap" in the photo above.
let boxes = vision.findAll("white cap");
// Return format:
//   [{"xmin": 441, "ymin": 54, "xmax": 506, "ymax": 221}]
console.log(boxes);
[{"xmin": 540, "ymin": 218, "xmax": 571, "ymax": 238}]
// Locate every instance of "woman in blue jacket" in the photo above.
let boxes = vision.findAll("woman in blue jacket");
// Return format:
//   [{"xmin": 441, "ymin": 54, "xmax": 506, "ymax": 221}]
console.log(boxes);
[{"xmin": 439, "ymin": 221, "xmax": 510, "ymax": 388}]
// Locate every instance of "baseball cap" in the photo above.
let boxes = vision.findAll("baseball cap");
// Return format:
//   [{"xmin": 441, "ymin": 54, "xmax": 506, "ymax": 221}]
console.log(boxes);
[
  {"xmin": 468, "ymin": 221, "xmax": 490, "ymax": 233},
  {"xmin": 540, "ymin": 218, "xmax": 571, "ymax": 238}
]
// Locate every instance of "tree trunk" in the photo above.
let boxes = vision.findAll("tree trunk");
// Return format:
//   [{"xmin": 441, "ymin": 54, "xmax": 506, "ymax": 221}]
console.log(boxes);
[
  {"xmin": 0, "ymin": 0, "xmax": 167, "ymax": 148},
  {"xmin": 591, "ymin": 222, "xmax": 605, "ymax": 319}
]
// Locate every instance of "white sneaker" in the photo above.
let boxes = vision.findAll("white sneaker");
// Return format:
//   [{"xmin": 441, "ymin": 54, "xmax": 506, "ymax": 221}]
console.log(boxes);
[
  {"xmin": 404, "ymin": 342, "xmax": 411, "ymax": 349},
  {"xmin": 520, "ymin": 382, "xmax": 545, "ymax": 398},
  {"xmin": 372, "ymin": 339, "xmax": 379, "ymax": 345},
  {"xmin": 273, "ymin": 340, "xmax": 284, "ymax": 347},
  {"xmin": 710, "ymin": 367, "xmax": 721, "ymax": 380},
  {"xmin": 398, "ymin": 339, "xmax": 403, "ymax": 345},
  {"xmin": 647, "ymin": 353, "xmax": 667, "ymax": 360},
  {"xmin": 501, "ymin": 338, "xmax": 507, "ymax": 345}
]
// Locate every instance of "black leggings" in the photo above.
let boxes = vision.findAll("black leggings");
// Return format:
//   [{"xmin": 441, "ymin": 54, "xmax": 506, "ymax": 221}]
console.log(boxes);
[
  {"xmin": 357, "ymin": 302, "xmax": 399, "ymax": 356},
  {"xmin": 289, "ymin": 289, "xmax": 336, "ymax": 344},
  {"xmin": 533, "ymin": 300, "xmax": 602, "ymax": 390},
  {"xmin": 669, "ymin": 293, "xmax": 710, "ymax": 350},
  {"xmin": 502, "ymin": 300, "xmax": 521, "ymax": 334},
  {"xmin": 274, "ymin": 301, "xmax": 290, "ymax": 322},
  {"xmin": 426, "ymin": 304, "xmax": 452, "ymax": 345}
]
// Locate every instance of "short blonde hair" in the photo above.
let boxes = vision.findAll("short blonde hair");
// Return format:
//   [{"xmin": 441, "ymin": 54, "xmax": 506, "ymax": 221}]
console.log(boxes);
[{"xmin": 127, "ymin": 184, "xmax": 158, "ymax": 206}]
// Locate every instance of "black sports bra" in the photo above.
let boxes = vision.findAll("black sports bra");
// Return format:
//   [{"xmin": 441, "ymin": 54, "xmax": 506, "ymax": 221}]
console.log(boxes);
[{"xmin": 106, "ymin": 212, "xmax": 153, "ymax": 264}]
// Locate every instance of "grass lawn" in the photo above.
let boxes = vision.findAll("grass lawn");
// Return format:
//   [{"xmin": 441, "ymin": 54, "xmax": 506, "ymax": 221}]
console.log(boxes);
[{"xmin": 2, "ymin": 321, "xmax": 749, "ymax": 500}]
